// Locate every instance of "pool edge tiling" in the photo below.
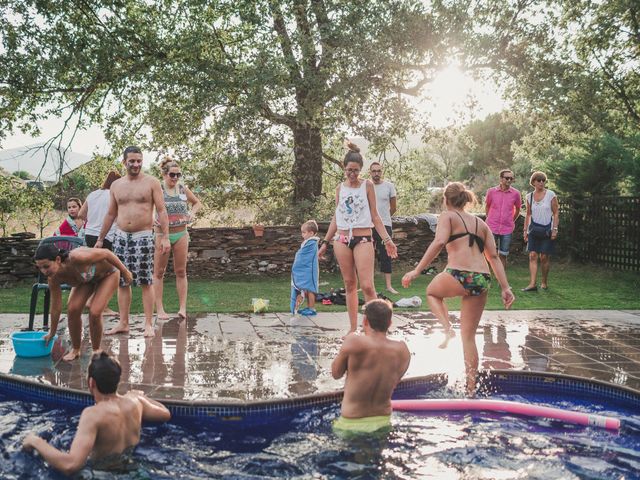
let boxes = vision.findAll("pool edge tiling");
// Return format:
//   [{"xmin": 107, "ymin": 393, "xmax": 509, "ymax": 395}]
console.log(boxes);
[{"xmin": 1, "ymin": 309, "xmax": 640, "ymax": 414}]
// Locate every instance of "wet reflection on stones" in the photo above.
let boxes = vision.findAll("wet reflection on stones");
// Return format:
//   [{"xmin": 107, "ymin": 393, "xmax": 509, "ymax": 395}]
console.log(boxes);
[{"xmin": 0, "ymin": 310, "xmax": 639, "ymax": 401}]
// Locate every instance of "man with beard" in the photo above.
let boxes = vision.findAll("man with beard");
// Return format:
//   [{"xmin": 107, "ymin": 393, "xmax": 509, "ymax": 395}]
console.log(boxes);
[
  {"xmin": 96, "ymin": 146, "xmax": 170, "ymax": 337},
  {"xmin": 369, "ymin": 162, "xmax": 398, "ymax": 293}
]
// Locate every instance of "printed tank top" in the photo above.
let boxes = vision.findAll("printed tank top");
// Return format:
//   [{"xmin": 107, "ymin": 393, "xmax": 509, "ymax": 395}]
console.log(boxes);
[
  {"xmin": 162, "ymin": 184, "xmax": 190, "ymax": 227},
  {"xmin": 335, "ymin": 180, "xmax": 373, "ymax": 232}
]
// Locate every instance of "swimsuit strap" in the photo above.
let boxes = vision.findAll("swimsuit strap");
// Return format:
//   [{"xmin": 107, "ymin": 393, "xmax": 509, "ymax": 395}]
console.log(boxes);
[
  {"xmin": 447, "ymin": 211, "xmax": 485, "ymax": 252},
  {"xmin": 447, "ymin": 211, "xmax": 471, "ymax": 243}
]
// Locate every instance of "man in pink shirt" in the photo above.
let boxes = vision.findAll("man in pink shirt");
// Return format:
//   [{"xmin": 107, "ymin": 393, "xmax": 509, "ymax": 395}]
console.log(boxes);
[{"xmin": 485, "ymin": 169, "xmax": 522, "ymax": 269}]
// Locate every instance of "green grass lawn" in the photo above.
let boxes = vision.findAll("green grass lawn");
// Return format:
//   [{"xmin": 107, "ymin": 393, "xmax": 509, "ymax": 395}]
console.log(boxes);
[{"xmin": 3, "ymin": 261, "xmax": 639, "ymax": 315}]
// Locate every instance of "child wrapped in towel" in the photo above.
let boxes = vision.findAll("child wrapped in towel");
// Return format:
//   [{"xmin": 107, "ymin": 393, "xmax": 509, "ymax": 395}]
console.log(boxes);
[{"xmin": 290, "ymin": 220, "xmax": 320, "ymax": 316}]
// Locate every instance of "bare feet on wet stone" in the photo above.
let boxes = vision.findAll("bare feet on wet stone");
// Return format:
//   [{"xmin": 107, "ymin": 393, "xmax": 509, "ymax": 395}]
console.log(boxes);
[
  {"xmin": 62, "ymin": 349, "xmax": 81, "ymax": 361},
  {"xmin": 439, "ymin": 329, "xmax": 455, "ymax": 349},
  {"xmin": 143, "ymin": 325, "xmax": 155, "ymax": 337},
  {"xmin": 177, "ymin": 310, "xmax": 187, "ymax": 319},
  {"xmin": 105, "ymin": 323, "xmax": 129, "ymax": 335},
  {"xmin": 156, "ymin": 311, "xmax": 170, "ymax": 320}
]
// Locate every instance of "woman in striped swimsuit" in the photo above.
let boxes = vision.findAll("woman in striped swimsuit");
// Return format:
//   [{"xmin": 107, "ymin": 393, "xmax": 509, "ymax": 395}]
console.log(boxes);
[{"xmin": 153, "ymin": 157, "xmax": 202, "ymax": 320}]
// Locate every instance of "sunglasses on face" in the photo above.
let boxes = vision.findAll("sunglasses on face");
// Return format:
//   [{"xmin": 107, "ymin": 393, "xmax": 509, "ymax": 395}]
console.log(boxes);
[
  {"xmin": 502, "ymin": 176, "xmax": 514, "ymax": 181},
  {"xmin": 371, "ymin": 169, "xmax": 382, "ymax": 173},
  {"xmin": 168, "ymin": 172, "xmax": 182, "ymax": 179},
  {"xmin": 535, "ymin": 178, "xmax": 546, "ymax": 183}
]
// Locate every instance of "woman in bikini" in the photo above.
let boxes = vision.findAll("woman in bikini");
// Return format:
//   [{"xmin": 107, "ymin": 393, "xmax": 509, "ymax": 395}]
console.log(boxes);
[
  {"xmin": 318, "ymin": 142, "xmax": 398, "ymax": 333},
  {"xmin": 35, "ymin": 245, "xmax": 133, "ymax": 361},
  {"xmin": 153, "ymin": 157, "xmax": 202, "ymax": 319},
  {"xmin": 402, "ymin": 182, "xmax": 515, "ymax": 394}
]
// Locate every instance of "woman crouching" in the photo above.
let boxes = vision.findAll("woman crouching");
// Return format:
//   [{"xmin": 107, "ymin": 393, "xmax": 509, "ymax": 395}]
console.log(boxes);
[{"xmin": 35, "ymin": 245, "xmax": 133, "ymax": 361}]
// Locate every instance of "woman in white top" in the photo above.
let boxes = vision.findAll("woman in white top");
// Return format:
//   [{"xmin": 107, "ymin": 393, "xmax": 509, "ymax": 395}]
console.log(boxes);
[
  {"xmin": 522, "ymin": 171, "xmax": 559, "ymax": 291},
  {"xmin": 318, "ymin": 142, "xmax": 398, "ymax": 333},
  {"xmin": 80, "ymin": 171, "xmax": 121, "ymax": 250}
]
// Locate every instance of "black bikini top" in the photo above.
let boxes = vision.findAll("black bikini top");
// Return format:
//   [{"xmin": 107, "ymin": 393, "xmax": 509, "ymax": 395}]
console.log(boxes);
[{"xmin": 447, "ymin": 211, "xmax": 485, "ymax": 253}]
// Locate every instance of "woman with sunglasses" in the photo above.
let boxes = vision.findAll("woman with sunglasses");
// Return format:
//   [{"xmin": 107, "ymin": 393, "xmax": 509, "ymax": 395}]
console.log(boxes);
[
  {"xmin": 522, "ymin": 171, "xmax": 559, "ymax": 291},
  {"xmin": 318, "ymin": 142, "xmax": 398, "ymax": 333},
  {"xmin": 153, "ymin": 157, "xmax": 202, "ymax": 319}
]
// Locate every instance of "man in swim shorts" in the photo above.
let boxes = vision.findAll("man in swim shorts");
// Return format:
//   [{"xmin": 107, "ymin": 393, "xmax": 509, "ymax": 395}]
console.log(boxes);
[
  {"xmin": 95, "ymin": 146, "xmax": 170, "ymax": 337},
  {"xmin": 331, "ymin": 299, "xmax": 410, "ymax": 434},
  {"xmin": 23, "ymin": 351, "xmax": 171, "ymax": 475}
]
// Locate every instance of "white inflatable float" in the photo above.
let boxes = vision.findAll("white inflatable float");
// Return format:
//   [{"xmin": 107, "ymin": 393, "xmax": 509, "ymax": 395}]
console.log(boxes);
[{"xmin": 391, "ymin": 399, "xmax": 620, "ymax": 431}]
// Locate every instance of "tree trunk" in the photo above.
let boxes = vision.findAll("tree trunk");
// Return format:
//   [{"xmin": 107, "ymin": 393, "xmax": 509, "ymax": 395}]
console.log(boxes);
[{"xmin": 292, "ymin": 124, "xmax": 323, "ymax": 208}]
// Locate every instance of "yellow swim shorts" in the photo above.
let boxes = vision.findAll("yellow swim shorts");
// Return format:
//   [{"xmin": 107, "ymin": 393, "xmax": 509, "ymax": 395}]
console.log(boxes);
[{"xmin": 332, "ymin": 415, "xmax": 392, "ymax": 435}]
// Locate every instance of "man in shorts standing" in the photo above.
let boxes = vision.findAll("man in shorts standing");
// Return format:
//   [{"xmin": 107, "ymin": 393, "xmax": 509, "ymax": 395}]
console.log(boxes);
[
  {"xmin": 485, "ymin": 169, "xmax": 522, "ymax": 269},
  {"xmin": 331, "ymin": 299, "xmax": 410, "ymax": 434},
  {"xmin": 96, "ymin": 146, "xmax": 170, "ymax": 337},
  {"xmin": 370, "ymin": 162, "xmax": 398, "ymax": 293}
]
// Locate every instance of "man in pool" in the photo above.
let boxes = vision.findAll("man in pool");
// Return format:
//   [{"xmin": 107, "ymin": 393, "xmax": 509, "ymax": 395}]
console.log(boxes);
[
  {"xmin": 22, "ymin": 351, "xmax": 171, "ymax": 475},
  {"xmin": 331, "ymin": 299, "xmax": 411, "ymax": 434}
]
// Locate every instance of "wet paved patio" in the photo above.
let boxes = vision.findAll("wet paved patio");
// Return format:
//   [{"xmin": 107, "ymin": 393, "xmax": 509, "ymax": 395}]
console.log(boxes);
[{"xmin": 1, "ymin": 309, "xmax": 639, "ymax": 402}]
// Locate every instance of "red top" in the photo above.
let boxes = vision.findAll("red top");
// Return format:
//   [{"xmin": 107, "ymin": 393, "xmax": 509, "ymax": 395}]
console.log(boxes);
[{"xmin": 54, "ymin": 218, "xmax": 84, "ymax": 237}]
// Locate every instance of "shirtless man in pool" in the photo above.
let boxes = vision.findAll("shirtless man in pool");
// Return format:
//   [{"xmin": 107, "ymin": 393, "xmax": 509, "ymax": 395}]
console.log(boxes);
[
  {"xmin": 95, "ymin": 146, "xmax": 170, "ymax": 337},
  {"xmin": 23, "ymin": 352, "xmax": 170, "ymax": 475},
  {"xmin": 331, "ymin": 299, "xmax": 411, "ymax": 434}
]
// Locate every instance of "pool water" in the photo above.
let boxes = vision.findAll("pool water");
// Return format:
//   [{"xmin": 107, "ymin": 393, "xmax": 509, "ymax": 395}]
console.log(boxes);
[{"xmin": 2, "ymin": 392, "xmax": 639, "ymax": 479}]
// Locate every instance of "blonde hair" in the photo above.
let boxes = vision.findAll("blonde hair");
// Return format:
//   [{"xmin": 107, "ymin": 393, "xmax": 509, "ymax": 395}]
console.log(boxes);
[
  {"xmin": 529, "ymin": 171, "xmax": 547, "ymax": 186},
  {"xmin": 160, "ymin": 156, "xmax": 180, "ymax": 174},
  {"xmin": 444, "ymin": 182, "xmax": 477, "ymax": 209},
  {"xmin": 302, "ymin": 219, "xmax": 318, "ymax": 234}
]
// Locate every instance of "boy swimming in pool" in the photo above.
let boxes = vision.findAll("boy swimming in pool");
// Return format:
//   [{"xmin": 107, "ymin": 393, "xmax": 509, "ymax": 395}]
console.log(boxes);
[
  {"xmin": 331, "ymin": 299, "xmax": 410, "ymax": 434},
  {"xmin": 23, "ymin": 352, "xmax": 170, "ymax": 475}
]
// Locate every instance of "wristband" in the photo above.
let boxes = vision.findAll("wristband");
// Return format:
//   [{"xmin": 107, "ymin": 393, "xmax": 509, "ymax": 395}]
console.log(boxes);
[
  {"xmin": 382, "ymin": 236, "xmax": 392, "ymax": 245},
  {"xmin": 319, "ymin": 239, "xmax": 329, "ymax": 247}
]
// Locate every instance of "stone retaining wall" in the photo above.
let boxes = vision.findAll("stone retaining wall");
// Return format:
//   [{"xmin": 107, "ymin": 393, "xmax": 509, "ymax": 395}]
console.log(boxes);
[{"xmin": 1, "ymin": 215, "xmax": 524, "ymax": 285}]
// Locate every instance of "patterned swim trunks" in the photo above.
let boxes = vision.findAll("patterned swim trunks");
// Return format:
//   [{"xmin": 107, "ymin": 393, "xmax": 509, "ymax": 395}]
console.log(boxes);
[
  {"xmin": 113, "ymin": 230, "xmax": 154, "ymax": 287},
  {"xmin": 445, "ymin": 268, "xmax": 491, "ymax": 296}
]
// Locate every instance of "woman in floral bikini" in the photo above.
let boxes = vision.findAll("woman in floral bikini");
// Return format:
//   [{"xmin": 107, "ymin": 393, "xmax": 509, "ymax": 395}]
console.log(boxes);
[{"xmin": 402, "ymin": 182, "xmax": 515, "ymax": 394}]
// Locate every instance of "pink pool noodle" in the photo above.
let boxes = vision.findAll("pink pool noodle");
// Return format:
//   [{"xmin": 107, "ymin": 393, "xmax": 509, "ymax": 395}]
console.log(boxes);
[{"xmin": 391, "ymin": 399, "xmax": 620, "ymax": 431}]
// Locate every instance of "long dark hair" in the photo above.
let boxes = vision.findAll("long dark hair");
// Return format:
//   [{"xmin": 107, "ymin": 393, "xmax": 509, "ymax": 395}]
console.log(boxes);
[{"xmin": 34, "ymin": 244, "xmax": 69, "ymax": 262}]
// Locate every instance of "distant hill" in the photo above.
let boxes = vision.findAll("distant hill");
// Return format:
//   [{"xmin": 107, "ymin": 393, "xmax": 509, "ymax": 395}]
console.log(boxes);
[{"xmin": 0, "ymin": 144, "xmax": 91, "ymax": 181}]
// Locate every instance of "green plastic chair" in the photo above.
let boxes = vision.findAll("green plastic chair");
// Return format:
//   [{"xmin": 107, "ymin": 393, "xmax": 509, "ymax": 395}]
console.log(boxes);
[{"xmin": 28, "ymin": 236, "xmax": 85, "ymax": 330}]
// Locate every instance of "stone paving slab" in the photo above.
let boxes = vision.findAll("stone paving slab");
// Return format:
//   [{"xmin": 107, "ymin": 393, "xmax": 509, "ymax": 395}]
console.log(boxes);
[{"xmin": 0, "ymin": 310, "xmax": 639, "ymax": 402}]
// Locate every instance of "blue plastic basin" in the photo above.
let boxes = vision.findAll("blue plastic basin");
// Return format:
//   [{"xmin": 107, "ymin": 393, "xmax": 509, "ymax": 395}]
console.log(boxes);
[{"xmin": 11, "ymin": 331, "xmax": 58, "ymax": 358}]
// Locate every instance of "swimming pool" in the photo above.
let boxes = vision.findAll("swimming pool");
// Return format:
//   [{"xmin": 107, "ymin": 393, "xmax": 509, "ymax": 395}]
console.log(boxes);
[{"xmin": 3, "ymin": 388, "xmax": 639, "ymax": 479}]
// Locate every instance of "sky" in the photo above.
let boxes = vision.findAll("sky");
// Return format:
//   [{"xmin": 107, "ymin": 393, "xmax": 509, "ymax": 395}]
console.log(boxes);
[{"xmin": 2, "ymin": 63, "xmax": 507, "ymax": 157}]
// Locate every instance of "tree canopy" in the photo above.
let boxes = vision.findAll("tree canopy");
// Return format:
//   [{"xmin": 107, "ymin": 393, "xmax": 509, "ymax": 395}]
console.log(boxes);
[{"xmin": 1, "ymin": 0, "xmax": 471, "ymax": 217}]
